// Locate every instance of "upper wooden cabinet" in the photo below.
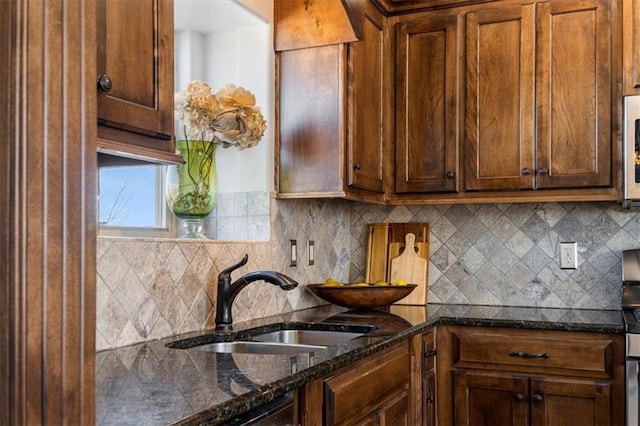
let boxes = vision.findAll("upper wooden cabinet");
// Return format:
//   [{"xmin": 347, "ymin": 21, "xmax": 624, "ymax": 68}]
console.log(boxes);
[
  {"xmin": 624, "ymin": 0, "xmax": 640, "ymax": 95},
  {"xmin": 466, "ymin": 0, "xmax": 612, "ymax": 191},
  {"xmin": 387, "ymin": 0, "xmax": 620, "ymax": 204},
  {"xmin": 395, "ymin": 11, "xmax": 461, "ymax": 194},
  {"xmin": 276, "ymin": 0, "xmax": 387, "ymax": 202},
  {"xmin": 96, "ymin": 0, "xmax": 181, "ymax": 164},
  {"xmin": 276, "ymin": 0, "xmax": 622, "ymax": 204}
]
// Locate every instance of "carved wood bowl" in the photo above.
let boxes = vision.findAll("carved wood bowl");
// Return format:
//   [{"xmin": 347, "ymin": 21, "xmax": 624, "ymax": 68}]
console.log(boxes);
[{"xmin": 307, "ymin": 283, "xmax": 417, "ymax": 310}]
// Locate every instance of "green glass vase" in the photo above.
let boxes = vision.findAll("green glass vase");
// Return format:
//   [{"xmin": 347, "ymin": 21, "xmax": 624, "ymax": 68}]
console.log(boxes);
[{"xmin": 166, "ymin": 140, "xmax": 218, "ymax": 238}]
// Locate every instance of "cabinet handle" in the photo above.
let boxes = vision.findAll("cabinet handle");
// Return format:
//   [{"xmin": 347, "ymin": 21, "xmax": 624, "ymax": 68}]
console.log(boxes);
[
  {"xmin": 424, "ymin": 349, "xmax": 436, "ymax": 358},
  {"xmin": 426, "ymin": 393, "xmax": 434, "ymax": 403},
  {"xmin": 522, "ymin": 168, "xmax": 531, "ymax": 176},
  {"xmin": 508, "ymin": 350, "xmax": 549, "ymax": 359},
  {"xmin": 533, "ymin": 394, "xmax": 544, "ymax": 403},
  {"xmin": 513, "ymin": 393, "xmax": 524, "ymax": 402},
  {"xmin": 353, "ymin": 162, "xmax": 361, "ymax": 171},
  {"xmin": 98, "ymin": 74, "xmax": 112, "ymax": 92},
  {"xmin": 446, "ymin": 171, "xmax": 455, "ymax": 179},
  {"xmin": 537, "ymin": 167, "xmax": 549, "ymax": 175}
]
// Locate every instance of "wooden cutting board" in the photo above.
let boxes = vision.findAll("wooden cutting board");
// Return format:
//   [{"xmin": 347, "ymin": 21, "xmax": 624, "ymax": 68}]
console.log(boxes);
[
  {"xmin": 389, "ymin": 233, "xmax": 428, "ymax": 305},
  {"xmin": 365, "ymin": 223, "xmax": 429, "ymax": 284}
]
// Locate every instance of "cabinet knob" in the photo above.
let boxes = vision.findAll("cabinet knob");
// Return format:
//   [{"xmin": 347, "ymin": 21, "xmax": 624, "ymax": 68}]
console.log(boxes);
[
  {"xmin": 513, "ymin": 393, "xmax": 525, "ymax": 402},
  {"xmin": 98, "ymin": 74, "xmax": 112, "ymax": 92},
  {"xmin": 446, "ymin": 171, "xmax": 455, "ymax": 179},
  {"xmin": 537, "ymin": 167, "xmax": 549, "ymax": 175},
  {"xmin": 353, "ymin": 162, "xmax": 361, "ymax": 171},
  {"xmin": 533, "ymin": 394, "xmax": 544, "ymax": 403},
  {"xmin": 522, "ymin": 168, "xmax": 531, "ymax": 176}
]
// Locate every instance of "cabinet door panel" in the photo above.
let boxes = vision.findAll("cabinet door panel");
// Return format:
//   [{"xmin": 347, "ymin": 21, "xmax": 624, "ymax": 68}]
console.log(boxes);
[
  {"xmin": 347, "ymin": 7, "xmax": 385, "ymax": 193},
  {"xmin": 395, "ymin": 13, "xmax": 459, "ymax": 193},
  {"xmin": 97, "ymin": 0, "xmax": 173, "ymax": 139},
  {"xmin": 465, "ymin": 5, "xmax": 535, "ymax": 191},
  {"xmin": 454, "ymin": 370, "xmax": 528, "ymax": 426},
  {"xmin": 530, "ymin": 377, "xmax": 611, "ymax": 426},
  {"xmin": 536, "ymin": 0, "xmax": 611, "ymax": 189},
  {"xmin": 379, "ymin": 388, "xmax": 410, "ymax": 426},
  {"xmin": 624, "ymin": 0, "xmax": 640, "ymax": 94},
  {"xmin": 278, "ymin": 46, "xmax": 343, "ymax": 195}
]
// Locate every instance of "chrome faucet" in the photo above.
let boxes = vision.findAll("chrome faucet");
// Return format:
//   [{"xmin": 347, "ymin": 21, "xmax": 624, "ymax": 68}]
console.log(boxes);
[{"xmin": 215, "ymin": 254, "xmax": 298, "ymax": 331}]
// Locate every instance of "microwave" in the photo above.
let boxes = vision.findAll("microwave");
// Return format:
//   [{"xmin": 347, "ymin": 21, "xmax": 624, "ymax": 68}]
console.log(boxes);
[{"xmin": 624, "ymin": 96, "xmax": 640, "ymax": 207}]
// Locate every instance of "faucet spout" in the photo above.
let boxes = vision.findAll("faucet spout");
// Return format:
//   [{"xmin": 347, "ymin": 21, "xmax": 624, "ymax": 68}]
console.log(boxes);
[{"xmin": 215, "ymin": 255, "xmax": 298, "ymax": 331}]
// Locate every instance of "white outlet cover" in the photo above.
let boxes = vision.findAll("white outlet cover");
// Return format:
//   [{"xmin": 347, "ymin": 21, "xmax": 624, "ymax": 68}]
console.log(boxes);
[{"xmin": 560, "ymin": 242, "xmax": 578, "ymax": 269}]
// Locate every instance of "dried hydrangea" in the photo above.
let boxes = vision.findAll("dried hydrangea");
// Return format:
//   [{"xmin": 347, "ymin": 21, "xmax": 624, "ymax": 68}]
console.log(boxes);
[{"xmin": 174, "ymin": 81, "xmax": 267, "ymax": 150}]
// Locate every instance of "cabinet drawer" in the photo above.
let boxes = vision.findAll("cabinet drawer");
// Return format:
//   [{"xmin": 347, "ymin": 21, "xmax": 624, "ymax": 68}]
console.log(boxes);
[
  {"xmin": 451, "ymin": 327, "xmax": 615, "ymax": 378},
  {"xmin": 324, "ymin": 343, "xmax": 410, "ymax": 424}
]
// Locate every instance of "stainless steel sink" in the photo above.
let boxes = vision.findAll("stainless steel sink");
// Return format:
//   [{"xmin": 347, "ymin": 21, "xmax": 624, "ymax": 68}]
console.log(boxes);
[
  {"xmin": 251, "ymin": 329, "xmax": 366, "ymax": 346},
  {"xmin": 167, "ymin": 322, "xmax": 377, "ymax": 354},
  {"xmin": 188, "ymin": 340, "xmax": 326, "ymax": 354}
]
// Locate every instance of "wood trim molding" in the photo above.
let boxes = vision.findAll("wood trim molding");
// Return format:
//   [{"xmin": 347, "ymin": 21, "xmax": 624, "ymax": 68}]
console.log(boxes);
[{"xmin": 0, "ymin": 0, "xmax": 97, "ymax": 424}]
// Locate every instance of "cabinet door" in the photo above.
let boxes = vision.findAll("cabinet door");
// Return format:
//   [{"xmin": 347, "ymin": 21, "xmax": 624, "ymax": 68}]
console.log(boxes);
[
  {"xmin": 535, "ymin": 0, "xmax": 611, "ymax": 189},
  {"xmin": 396, "ymin": 13, "xmax": 460, "ymax": 193},
  {"xmin": 623, "ymin": 0, "xmax": 640, "ymax": 95},
  {"xmin": 347, "ymin": 4, "xmax": 385, "ymax": 193},
  {"xmin": 324, "ymin": 344, "xmax": 410, "ymax": 425},
  {"xmin": 454, "ymin": 370, "xmax": 528, "ymax": 426},
  {"xmin": 423, "ymin": 330, "xmax": 436, "ymax": 426},
  {"xmin": 378, "ymin": 388, "xmax": 410, "ymax": 426},
  {"xmin": 97, "ymin": 0, "xmax": 173, "ymax": 141},
  {"xmin": 530, "ymin": 377, "xmax": 612, "ymax": 426},
  {"xmin": 464, "ymin": 5, "xmax": 536, "ymax": 191}
]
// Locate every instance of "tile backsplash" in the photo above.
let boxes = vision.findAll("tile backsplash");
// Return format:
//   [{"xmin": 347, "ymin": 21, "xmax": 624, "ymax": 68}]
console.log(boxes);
[{"xmin": 97, "ymin": 198, "xmax": 634, "ymax": 351}]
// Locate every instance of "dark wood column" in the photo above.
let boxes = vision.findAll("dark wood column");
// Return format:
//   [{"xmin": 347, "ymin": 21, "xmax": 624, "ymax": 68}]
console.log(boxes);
[{"xmin": 1, "ymin": 0, "xmax": 97, "ymax": 424}]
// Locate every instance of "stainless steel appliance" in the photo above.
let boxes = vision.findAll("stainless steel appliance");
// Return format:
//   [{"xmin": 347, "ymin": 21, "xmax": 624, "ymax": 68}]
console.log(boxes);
[
  {"xmin": 623, "ymin": 96, "xmax": 640, "ymax": 207},
  {"xmin": 622, "ymin": 249, "xmax": 640, "ymax": 424}
]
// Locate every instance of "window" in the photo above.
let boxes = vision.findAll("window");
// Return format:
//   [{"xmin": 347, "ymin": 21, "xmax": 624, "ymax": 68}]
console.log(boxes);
[{"xmin": 98, "ymin": 165, "xmax": 176, "ymax": 237}]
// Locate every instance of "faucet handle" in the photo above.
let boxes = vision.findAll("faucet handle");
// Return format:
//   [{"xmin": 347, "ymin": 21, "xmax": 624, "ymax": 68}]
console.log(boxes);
[{"xmin": 219, "ymin": 254, "xmax": 249, "ymax": 283}]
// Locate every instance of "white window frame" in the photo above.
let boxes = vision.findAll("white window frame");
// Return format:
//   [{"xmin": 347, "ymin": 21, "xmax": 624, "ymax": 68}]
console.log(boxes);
[{"xmin": 98, "ymin": 166, "xmax": 178, "ymax": 238}]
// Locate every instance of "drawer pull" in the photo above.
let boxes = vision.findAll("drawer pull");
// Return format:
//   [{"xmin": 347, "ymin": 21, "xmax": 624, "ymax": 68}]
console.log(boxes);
[
  {"xmin": 424, "ymin": 350, "xmax": 437, "ymax": 358},
  {"xmin": 508, "ymin": 350, "xmax": 549, "ymax": 359}
]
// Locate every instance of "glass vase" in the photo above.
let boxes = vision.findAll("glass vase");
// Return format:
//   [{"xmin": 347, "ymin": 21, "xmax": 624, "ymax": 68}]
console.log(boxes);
[{"xmin": 166, "ymin": 140, "xmax": 218, "ymax": 238}]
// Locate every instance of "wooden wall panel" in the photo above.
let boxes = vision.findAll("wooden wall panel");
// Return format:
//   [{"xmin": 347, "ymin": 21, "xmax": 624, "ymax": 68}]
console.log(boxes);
[{"xmin": 0, "ymin": 0, "xmax": 97, "ymax": 424}]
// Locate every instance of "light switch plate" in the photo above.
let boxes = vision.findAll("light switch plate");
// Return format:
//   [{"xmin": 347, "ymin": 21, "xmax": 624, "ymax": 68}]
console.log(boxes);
[{"xmin": 560, "ymin": 242, "xmax": 577, "ymax": 269}]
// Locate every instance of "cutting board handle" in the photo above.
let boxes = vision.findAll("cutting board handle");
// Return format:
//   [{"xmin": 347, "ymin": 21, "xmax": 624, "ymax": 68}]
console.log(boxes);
[{"xmin": 402, "ymin": 233, "xmax": 416, "ymax": 254}]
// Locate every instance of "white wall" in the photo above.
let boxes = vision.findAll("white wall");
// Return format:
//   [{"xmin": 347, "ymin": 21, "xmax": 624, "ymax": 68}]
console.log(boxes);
[{"xmin": 174, "ymin": 1, "xmax": 274, "ymax": 194}]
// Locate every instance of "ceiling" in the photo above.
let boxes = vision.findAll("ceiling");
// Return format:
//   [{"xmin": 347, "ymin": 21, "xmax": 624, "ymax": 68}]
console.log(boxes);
[{"xmin": 174, "ymin": 0, "xmax": 268, "ymax": 33}]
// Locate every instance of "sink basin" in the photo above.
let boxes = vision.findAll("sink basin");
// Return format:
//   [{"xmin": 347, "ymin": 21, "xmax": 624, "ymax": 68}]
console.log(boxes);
[
  {"xmin": 167, "ymin": 322, "xmax": 377, "ymax": 354},
  {"xmin": 188, "ymin": 340, "xmax": 326, "ymax": 354},
  {"xmin": 251, "ymin": 329, "xmax": 366, "ymax": 346}
]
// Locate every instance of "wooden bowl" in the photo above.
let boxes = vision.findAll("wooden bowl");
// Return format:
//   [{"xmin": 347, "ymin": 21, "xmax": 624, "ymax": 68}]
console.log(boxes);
[{"xmin": 307, "ymin": 283, "xmax": 417, "ymax": 310}]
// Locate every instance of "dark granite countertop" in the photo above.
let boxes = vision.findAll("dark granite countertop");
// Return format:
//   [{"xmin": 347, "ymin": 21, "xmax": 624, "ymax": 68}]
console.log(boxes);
[{"xmin": 95, "ymin": 303, "xmax": 624, "ymax": 425}]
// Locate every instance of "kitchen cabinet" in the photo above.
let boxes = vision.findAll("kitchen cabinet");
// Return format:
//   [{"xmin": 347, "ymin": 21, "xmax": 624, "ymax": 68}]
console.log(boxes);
[
  {"xmin": 394, "ymin": 10, "xmax": 461, "ymax": 194},
  {"xmin": 466, "ymin": 0, "xmax": 612, "ymax": 191},
  {"xmin": 276, "ymin": 0, "xmax": 387, "ymax": 202},
  {"xmin": 298, "ymin": 342, "xmax": 413, "ymax": 425},
  {"xmin": 387, "ymin": 0, "xmax": 621, "ymax": 204},
  {"xmin": 421, "ymin": 330, "xmax": 437, "ymax": 426},
  {"xmin": 96, "ymin": 0, "xmax": 182, "ymax": 164},
  {"xmin": 437, "ymin": 325, "xmax": 625, "ymax": 426},
  {"xmin": 624, "ymin": 0, "xmax": 640, "ymax": 95}
]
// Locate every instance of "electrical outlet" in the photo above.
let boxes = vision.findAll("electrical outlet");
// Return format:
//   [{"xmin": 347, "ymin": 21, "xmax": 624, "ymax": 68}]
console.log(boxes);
[{"xmin": 560, "ymin": 242, "xmax": 577, "ymax": 269}]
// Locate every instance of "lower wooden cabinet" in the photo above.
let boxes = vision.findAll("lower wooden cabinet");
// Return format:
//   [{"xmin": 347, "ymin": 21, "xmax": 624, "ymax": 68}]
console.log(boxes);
[
  {"xmin": 454, "ymin": 370, "xmax": 612, "ymax": 426},
  {"xmin": 298, "ymin": 342, "xmax": 412, "ymax": 426},
  {"xmin": 437, "ymin": 325, "xmax": 625, "ymax": 426}
]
